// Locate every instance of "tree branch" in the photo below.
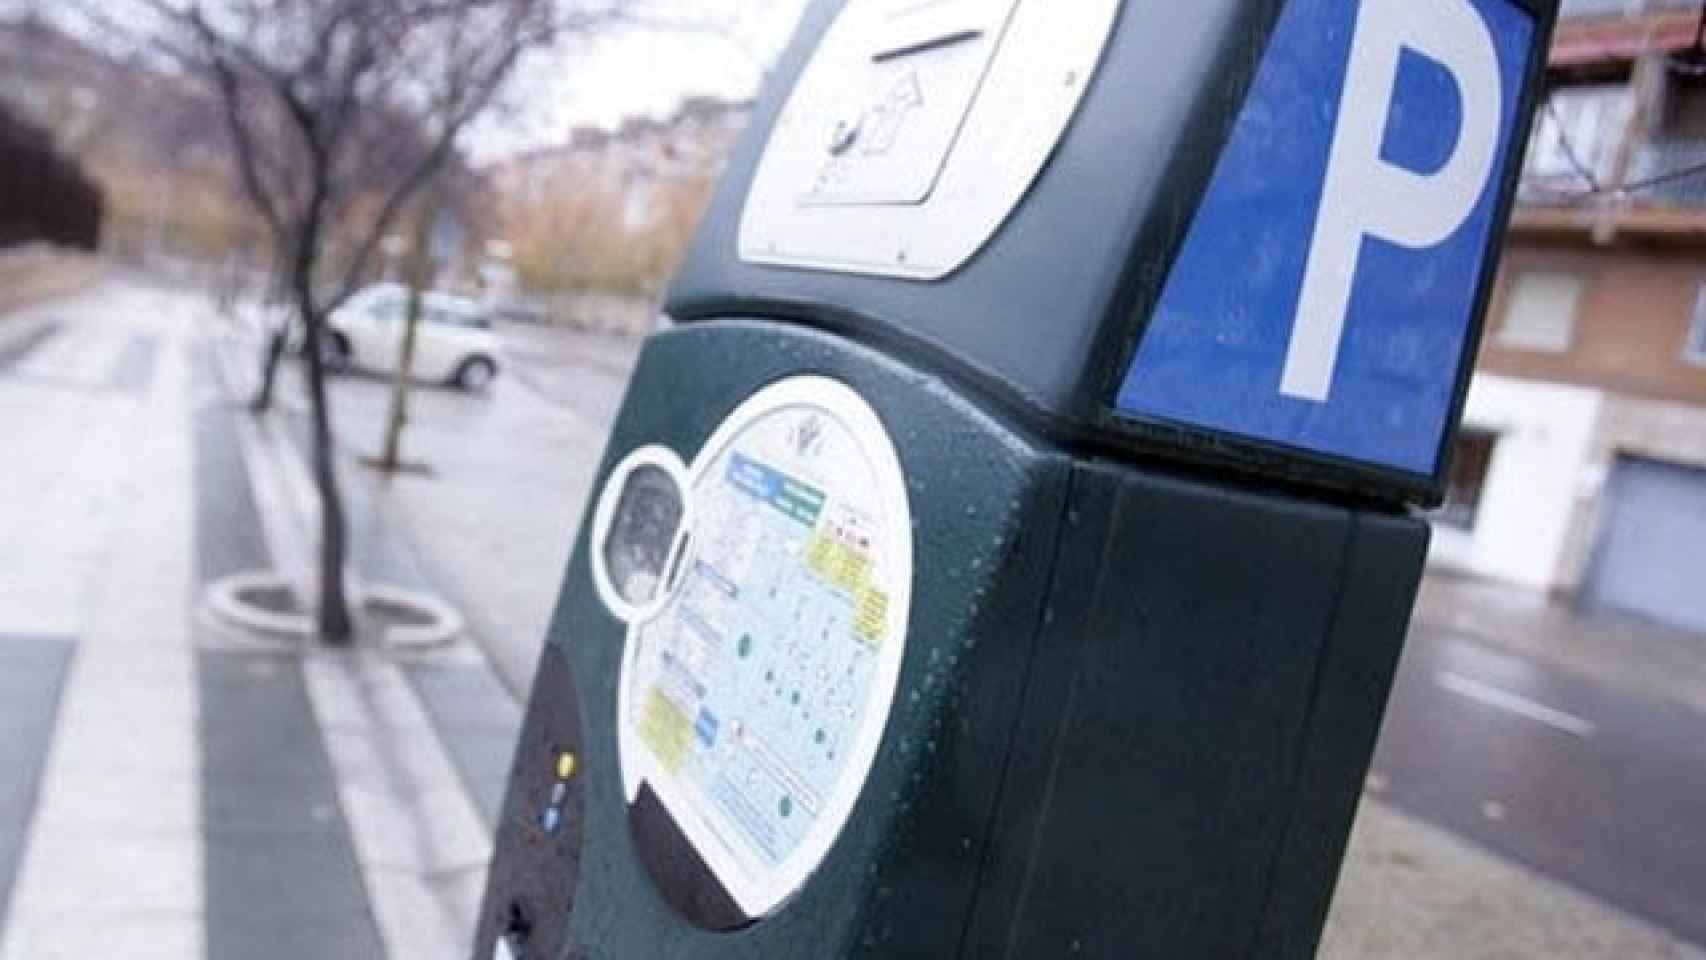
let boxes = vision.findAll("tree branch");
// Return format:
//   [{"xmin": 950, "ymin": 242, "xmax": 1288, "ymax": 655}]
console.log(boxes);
[
  {"xmin": 205, "ymin": 48, "xmax": 287, "ymax": 240},
  {"xmin": 327, "ymin": 137, "xmax": 454, "ymax": 313}
]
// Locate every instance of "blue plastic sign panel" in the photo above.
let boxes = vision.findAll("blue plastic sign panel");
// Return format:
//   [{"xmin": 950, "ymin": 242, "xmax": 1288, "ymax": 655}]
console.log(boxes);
[{"xmin": 1115, "ymin": 0, "xmax": 1537, "ymax": 481}]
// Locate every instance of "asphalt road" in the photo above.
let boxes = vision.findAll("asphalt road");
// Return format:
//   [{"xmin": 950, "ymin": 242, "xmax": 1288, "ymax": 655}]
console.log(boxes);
[
  {"xmin": 312, "ymin": 313, "xmax": 1706, "ymax": 950},
  {"xmin": 1372, "ymin": 625, "xmax": 1706, "ymax": 947}
]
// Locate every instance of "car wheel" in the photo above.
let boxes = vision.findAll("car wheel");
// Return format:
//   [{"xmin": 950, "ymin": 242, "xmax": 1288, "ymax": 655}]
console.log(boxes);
[{"xmin": 454, "ymin": 356, "xmax": 497, "ymax": 392}]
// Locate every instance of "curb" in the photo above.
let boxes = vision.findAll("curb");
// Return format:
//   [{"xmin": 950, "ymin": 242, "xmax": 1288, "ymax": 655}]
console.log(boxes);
[
  {"xmin": 203, "ymin": 330, "xmax": 465, "ymax": 651},
  {"xmin": 205, "ymin": 569, "xmax": 315, "ymax": 644},
  {"xmin": 205, "ymin": 571, "xmax": 465, "ymax": 653},
  {"xmin": 361, "ymin": 581, "xmax": 466, "ymax": 651}
]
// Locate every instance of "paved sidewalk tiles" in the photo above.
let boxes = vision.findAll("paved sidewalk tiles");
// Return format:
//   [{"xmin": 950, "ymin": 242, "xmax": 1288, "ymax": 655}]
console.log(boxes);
[{"xmin": 0, "ymin": 638, "xmax": 74, "ymax": 939}]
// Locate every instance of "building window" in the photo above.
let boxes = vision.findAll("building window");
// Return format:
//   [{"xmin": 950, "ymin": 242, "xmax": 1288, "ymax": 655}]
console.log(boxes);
[
  {"xmin": 1688, "ymin": 284, "xmax": 1706, "ymax": 367},
  {"xmin": 1436, "ymin": 429, "xmax": 1498, "ymax": 532},
  {"xmin": 1498, "ymin": 270, "xmax": 1583, "ymax": 353},
  {"xmin": 1526, "ymin": 84, "xmax": 1631, "ymax": 188},
  {"xmin": 623, "ymin": 176, "xmax": 654, "ymax": 231}
]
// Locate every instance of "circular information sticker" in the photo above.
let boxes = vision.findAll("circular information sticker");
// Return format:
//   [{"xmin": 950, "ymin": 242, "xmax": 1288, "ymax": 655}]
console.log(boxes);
[{"xmin": 616, "ymin": 376, "xmax": 913, "ymax": 921}]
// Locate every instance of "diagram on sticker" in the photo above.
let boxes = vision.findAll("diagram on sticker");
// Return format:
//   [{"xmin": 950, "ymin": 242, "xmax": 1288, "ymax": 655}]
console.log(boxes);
[{"xmin": 608, "ymin": 376, "xmax": 914, "ymax": 921}]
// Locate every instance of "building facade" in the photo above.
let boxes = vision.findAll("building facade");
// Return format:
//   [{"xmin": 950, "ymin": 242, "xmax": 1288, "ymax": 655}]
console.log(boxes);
[
  {"xmin": 1434, "ymin": 0, "xmax": 1706, "ymax": 635},
  {"xmin": 487, "ymin": 97, "xmax": 751, "ymax": 300}
]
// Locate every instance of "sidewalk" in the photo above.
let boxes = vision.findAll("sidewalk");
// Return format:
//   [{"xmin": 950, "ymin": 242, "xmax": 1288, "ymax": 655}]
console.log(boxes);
[
  {"xmin": 0, "ymin": 279, "xmax": 202, "ymax": 957},
  {"xmin": 1324, "ymin": 799, "xmax": 1705, "ymax": 960},
  {"xmin": 0, "ymin": 278, "xmax": 520, "ymax": 959}
]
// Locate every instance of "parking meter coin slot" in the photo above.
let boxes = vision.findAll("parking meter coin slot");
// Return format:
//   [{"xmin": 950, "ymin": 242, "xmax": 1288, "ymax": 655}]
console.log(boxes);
[
  {"xmin": 800, "ymin": 0, "xmax": 1020, "ymax": 209},
  {"xmin": 871, "ymin": 28, "xmax": 982, "ymax": 63},
  {"xmin": 872, "ymin": 0, "xmax": 995, "ymax": 62},
  {"xmin": 740, "ymin": 0, "xmax": 1119, "ymax": 278}
]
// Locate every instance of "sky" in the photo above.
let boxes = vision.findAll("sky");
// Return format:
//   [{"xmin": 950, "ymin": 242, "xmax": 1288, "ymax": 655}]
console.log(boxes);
[
  {"xmin": 2, "ymin": 0, "xmax": 808, "ymax": 166},
  {"xmin": 469, "ymin": 0, "xmax": 809, "ymax": 164}
]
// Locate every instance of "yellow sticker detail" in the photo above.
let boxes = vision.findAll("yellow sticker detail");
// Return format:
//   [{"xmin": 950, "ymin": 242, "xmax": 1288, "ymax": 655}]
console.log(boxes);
[
  {"xmin": 835, "ymin": 549, "xmax": 871, "ymax": 593},
  {"xmin": 807, "ymin": 533, "xmax": 873, "ymax": 595},
  {"xmin": 638, "ymin": 689, "xmax": 693, "ymax": 774},
  {"xmin": 556, "ymin": 752, "xmax": 578, "ymax": 781},
  {"xmin": 806, "ymin": 533, "xmax": 835, "ymax": 578},
  {"xmin": 854, "ymin": 585, "xmax": 890, "ymax": 647}
]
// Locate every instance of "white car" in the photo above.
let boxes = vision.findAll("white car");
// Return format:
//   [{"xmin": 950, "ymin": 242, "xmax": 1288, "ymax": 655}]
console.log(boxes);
[{"xmin": 322, "ymin": 283, "xmax": 501, "ymax": 390}]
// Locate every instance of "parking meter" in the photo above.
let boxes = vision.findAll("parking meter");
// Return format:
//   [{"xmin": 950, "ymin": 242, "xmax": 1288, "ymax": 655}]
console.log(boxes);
[{"xmin": 476, "ymin": 0, "xmax": 1556, "ymax": 957}]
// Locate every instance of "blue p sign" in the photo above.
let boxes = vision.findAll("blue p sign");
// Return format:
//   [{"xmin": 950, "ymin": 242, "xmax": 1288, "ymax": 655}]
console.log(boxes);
[{"xmin": 1116, "ymin": 0, "xmax": 1537, "ymax": 478}]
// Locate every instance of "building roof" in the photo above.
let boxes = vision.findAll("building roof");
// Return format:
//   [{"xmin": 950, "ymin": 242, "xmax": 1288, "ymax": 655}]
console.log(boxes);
[
  {"xmin": 1562, "ymin": 0, "xmax": 1700, "ymax": 18},
  {"xmin": 490, "ymin": 97, "xmax": 752, "ymax": 175},
  {"xmin": 1562, "ymin": 0, "xmax": 1699, "ymax": 16}
]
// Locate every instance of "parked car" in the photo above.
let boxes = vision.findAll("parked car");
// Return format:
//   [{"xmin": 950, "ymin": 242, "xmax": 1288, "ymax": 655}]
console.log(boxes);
[{"xmin": 321, "ymin": 283, "xmax": 501, "ymax": 390}]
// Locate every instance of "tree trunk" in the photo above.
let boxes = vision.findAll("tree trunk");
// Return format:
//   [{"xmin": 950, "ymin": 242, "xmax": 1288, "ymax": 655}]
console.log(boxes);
[
  {"xmin": 378, "ymin": 179, "xmax": 440, "ymax": 471},
  {"xmin": 296, "ymin": 292, "xmax": 354, "ymax": 643},
  {"xmin": 249, "ymin": 268, "xmax": 293, "ymax": 413},
  {"xmin": 249, "ymin": 329, "xmax": 285, "ymax": 412}
]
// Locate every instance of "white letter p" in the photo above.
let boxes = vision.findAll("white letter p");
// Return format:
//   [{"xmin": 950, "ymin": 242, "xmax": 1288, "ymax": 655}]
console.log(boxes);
[{"xmin": 1280, "ymin": 0, "xmax": 1501, "ymax": 403}]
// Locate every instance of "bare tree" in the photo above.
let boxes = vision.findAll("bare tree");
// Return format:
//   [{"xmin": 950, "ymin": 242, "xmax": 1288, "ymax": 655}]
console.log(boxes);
[
  {"xmin": 374, "ymin": 167, "xmax": 453, "ymax": 474},
  {"xmin": 372, "ymin": 19, "xmax": 521, "ymax": 475},
  {"xmin": 88, "ymin": 0, "xmax": 625, "ymax": 643}
]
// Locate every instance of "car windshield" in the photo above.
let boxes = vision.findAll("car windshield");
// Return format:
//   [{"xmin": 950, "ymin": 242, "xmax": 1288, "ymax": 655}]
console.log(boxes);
[
  {"xmin": 359, "ymin": 290, "xmax": 489, "ymax": 330},
  {"xmin": 366, "ymin": 295, "xmax": 404, "ymax": 321},
  {"xmin": 428, "ymin": 306, "xmax": 491, "ymax": 330}
]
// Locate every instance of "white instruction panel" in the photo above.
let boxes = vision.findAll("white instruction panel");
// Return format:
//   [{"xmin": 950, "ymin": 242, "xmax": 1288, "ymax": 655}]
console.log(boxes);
[
  {"xmin": 616, "ymin": 377, "xmax": 913, "ymax": 919},
  {"xmin": 739, "ymin": 0, "xmax": 1120, "ymax": 279},
  {"xmin": 799, "ymin": 0, "xmax": 1020, "ymax": 208}
]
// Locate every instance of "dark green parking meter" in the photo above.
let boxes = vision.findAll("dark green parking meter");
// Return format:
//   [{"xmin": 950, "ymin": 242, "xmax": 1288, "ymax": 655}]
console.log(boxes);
[{"xmin": 476, "ymin": 0, "xmax": 1557, "ymax": 957}]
